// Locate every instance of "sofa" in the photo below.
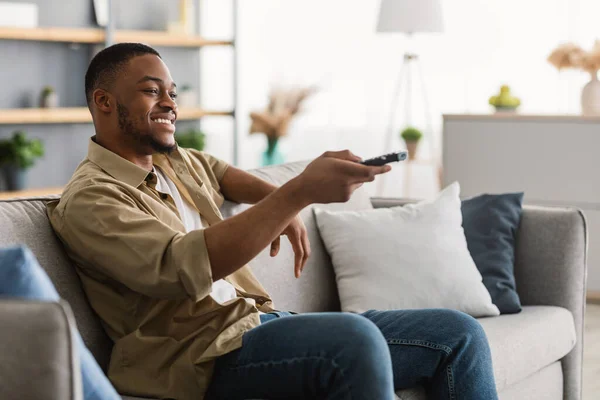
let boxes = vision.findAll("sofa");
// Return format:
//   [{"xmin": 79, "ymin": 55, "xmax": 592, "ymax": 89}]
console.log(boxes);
[{"xmin": 0, "ymin": 161, "xmax": 587, "ymax": 400}]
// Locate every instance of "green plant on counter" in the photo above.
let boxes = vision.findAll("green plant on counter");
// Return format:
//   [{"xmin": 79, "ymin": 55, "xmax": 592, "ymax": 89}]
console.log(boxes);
[
  {"xmin": 41, "ymin": 85, "xmax": 55, "ymax": 97},
  {"xmin": 400, "ymin": 126, "xmax": 423, "ymax": 142},
  {"xmin": 176, "ymin": 128, "xmax": 206, "ymax": 151},
  {"xmin": 0, "ymin": 131, "xmax": 45, "ymax": 169}
]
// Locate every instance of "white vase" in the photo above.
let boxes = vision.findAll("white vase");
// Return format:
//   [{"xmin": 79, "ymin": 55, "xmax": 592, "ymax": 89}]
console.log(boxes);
[
  {"xmin": 581, "ymin": 72, "xmax": 600, "ymax": 116},
  {"xmin": 40, "ymin": 92, "xmax": 58, "ymax": 108}
]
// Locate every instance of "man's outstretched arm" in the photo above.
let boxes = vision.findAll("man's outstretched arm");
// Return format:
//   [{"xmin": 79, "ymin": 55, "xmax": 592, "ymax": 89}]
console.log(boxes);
[
  {"xmin": 219, "ymin": 165, "xmax": 278, "ymax": 205},
  {"xmin": 219, "ymin": 164, "xmax": 309, "ymax": 279},
  {"xmin": 204, "ymin": 151, "xmax": 391, "ymax": 281}
]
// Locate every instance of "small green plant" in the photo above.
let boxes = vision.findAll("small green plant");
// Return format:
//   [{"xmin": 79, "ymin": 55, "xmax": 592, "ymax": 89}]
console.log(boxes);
[
  {"xmin": 0, "ymin": 131, "xmax": 45, "ymax": 169},
  {"xmin": 180, "ymin": 84, "xmax": 192, "ymax": 92},
  {"xmin": 400, "ymin": 126, "xmax": 423, "ymax": 142},
  {"xmin": 176, "ymin": 128, "xmax": 206, "ymax": 151},
  {"xmin": 41, "ymin": 85, "xmax": 55, "ymax": 97}
]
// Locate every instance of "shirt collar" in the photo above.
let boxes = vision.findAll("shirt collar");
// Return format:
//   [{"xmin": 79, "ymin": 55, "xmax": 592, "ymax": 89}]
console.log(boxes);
[{"xmin": 87, "ymin": 137, "xmax": 152, "ymax": 188}]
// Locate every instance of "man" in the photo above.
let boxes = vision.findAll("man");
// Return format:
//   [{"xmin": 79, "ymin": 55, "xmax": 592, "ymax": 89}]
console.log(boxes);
[{"xmin": 47, "ymin": 43, "xmax": 498, "ymax": 400}]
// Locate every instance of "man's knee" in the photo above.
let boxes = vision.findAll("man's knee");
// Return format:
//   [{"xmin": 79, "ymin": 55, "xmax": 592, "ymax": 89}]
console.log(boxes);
[
  {"xmin": 331, "ymin": 314, "xmax": 393, "ymax": 389},
  {"xmin": 333, "ymin": 313, "xmax": 389, "ymax": 358},
  {"xmin": 441, "ymin": 309, "xmax": 489, "ymax": 348}
]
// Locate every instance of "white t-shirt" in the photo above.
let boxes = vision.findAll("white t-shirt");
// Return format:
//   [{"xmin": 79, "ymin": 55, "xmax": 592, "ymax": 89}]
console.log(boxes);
[{"xmin": 154, "ymin": 167, "xmax": 238, "ymax": 305}]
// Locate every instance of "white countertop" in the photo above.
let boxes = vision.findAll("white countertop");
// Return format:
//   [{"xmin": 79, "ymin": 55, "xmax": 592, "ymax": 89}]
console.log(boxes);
[{"xmin": 443, "ymin": 113, "xmax": 600, "ymax": 122}]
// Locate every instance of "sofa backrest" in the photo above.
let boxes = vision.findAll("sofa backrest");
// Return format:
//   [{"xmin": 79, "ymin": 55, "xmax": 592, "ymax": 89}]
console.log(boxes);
[
  {"xmin": 0, "ymin": 160, "xmax": 375, "ymax": 369},
  {"xmin": 0, "ymin": 197, "xmax": 113, "ymax": 370}
]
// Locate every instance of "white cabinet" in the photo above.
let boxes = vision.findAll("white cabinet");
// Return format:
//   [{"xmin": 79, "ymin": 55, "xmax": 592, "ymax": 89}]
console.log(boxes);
[{"xmin": 443, "ymin": 114, "xmax": 600, "ymax": 292}]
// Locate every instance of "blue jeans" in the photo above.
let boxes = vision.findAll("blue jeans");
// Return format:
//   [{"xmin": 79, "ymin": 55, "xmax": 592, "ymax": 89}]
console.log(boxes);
[{"xmin": 206, "ymin": 309, "xmax": 498, "ymax": 400}]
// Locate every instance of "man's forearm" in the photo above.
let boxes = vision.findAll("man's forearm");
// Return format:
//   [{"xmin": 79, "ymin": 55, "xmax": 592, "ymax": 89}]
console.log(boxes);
[
  {"xmin": 220, "ymin": 166, "xmax": 278, "ymax": 204},
  {"xmin": 204, "ymin": 177, "xmax": 308, "ymax": 280}
]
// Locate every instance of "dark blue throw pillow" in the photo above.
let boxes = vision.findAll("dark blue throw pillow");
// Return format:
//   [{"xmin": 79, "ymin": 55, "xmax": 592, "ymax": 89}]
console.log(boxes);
[{"xmin": 461, "ymin": 193, "xmax": 524, "ymax": 314}]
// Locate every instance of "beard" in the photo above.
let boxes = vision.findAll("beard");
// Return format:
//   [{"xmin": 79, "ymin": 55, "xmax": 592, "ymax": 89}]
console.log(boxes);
[{"xmin": 117, "ymin": 102, "xmax": 176, "ymax": 154}]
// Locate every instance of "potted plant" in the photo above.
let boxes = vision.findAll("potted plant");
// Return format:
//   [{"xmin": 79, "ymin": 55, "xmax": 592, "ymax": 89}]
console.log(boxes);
[
  {"xmin": 176, "ymin": 128, "xmax": 206, "ymax": 151},
  {"xmin": 177, "ymin": 84, "xmax": 197, "ymax": 107},
  {"xmin": 0, "ymin": 131, "xmax": 44, "ymax": 191},
  {"xmin": 400, "ymin": 126, "xmax": 423, "ymax": 161},
  {"xmin": 40, "ymin": 85, "xmax": 58, "ymax": 108}
]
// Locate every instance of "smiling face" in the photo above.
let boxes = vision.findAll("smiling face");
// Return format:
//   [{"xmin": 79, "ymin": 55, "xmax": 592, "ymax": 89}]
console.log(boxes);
[{"xmin": 109, "ymin": 54, "xmax": 178, "ymax": 154}]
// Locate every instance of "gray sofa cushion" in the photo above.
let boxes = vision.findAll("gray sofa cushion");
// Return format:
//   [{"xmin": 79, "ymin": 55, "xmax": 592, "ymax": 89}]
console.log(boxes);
[
  {"xmin": 396, "ymin": 361, "xmax": 564, "ymax": 400},
  {"xmin": 0, "ymin": 198, "xmax": 113, "ymax": 371},
  {"xmin": 497, "ymin": 361, "xmax": 563, "ymax": 400},
  {"xmin": 479, "ymin": 305, "xmax": 575, "ymax": 391}
]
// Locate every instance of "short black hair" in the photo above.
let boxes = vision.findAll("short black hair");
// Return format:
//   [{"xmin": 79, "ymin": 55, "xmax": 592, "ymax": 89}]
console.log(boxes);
[{"xmin": 84, "ymin": 42, "xmax": 160, "ymax": 106}]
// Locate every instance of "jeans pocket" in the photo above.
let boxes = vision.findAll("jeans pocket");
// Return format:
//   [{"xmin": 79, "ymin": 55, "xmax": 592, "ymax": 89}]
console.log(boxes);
[{"xmin": 272, "ymin": 311, "xmax": 294, "ymax": 318}]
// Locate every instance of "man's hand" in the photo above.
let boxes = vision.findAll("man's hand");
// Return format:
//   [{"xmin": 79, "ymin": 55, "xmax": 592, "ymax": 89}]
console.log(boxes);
[
  {"xmin": 293, "ymin": 150, "xmax": 392, "ymax": 205},
  {"xmin": 270, "ymin": 215, "xmax": 311, "ymax": 278}
]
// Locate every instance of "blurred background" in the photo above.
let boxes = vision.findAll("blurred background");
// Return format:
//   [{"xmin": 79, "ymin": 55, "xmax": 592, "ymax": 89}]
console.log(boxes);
[{"xmin": 1, "ymin": 1, "xmax": 600, "ymax": 397}]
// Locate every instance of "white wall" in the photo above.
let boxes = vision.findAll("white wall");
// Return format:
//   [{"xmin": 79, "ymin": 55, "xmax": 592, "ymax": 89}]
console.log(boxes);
[{"xmin": 198, "ymin": 0, "xmax": 600, "ymax": 198}]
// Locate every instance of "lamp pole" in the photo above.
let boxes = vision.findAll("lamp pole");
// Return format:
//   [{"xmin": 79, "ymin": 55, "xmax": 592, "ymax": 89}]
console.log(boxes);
[{"xmin": 376, "ymin": 32, "xmax": 436, "ymax": 197}]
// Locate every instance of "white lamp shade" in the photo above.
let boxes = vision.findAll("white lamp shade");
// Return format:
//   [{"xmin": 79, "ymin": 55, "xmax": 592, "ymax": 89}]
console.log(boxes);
[{"xmin": 376, "ymin": 0, "xmax": 444, "ymax": 34}]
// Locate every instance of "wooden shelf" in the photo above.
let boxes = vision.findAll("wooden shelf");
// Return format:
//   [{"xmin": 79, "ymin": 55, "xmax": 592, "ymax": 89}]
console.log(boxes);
[
  {"xmin": 589, "ymin": 291, "xmax": 600, "ymax": 304},
  {"xmin": 0, "ymin": 108, "xmax": 92, "ymax": 124},
  {"xmin": 115, "ymin": 30, "xmax": 232, "ymax": 47},
  {"xmin": 0, "ymin": 187, "xmax": 62, "ymax": 200},
  {"xmin": 443, "ymin": 113, "xmax": 600, "ymax": 123},
  {"xmin": 0, "ymin": 107, "xmax": 233, "ymax": 125},
  {"xmin": 0, "ymin": 26, "xmax": 102, "ymax": 43},
  {"xmin": 179, "ymin": 108, "xmax": 234, "ymax": 119},
  {"xmin": 0, "ymin": 26, "xmax": 233, "ymax": 47}
]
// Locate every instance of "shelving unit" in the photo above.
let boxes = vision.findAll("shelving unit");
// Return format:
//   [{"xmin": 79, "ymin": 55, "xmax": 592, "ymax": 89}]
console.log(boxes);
[
  {"xmin": 0, "ymin": 107, "xmax": 233, "ymax": 125},
  {"xmin": 0, "ymin": 0, "xmax": 240, "ymax": 194},
  {"xmin": 0, "ymin": 3, "xmax": 239, "ymax": 148},
  {"xmin": 0, "ymin": 187, "xmax": 62, "ymax": 200}
]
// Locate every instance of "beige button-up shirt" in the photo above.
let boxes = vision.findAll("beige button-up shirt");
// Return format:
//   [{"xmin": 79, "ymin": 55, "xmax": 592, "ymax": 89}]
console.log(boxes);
[{"xmin": 47, "ymin": 138, "xmax": 274, "ymax": 400}]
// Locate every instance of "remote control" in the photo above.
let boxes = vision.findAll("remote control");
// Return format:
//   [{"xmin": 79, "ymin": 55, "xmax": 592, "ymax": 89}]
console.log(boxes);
[{"xmin": 360, "ymin": 151, "xmax": 408, "ymax": 166}]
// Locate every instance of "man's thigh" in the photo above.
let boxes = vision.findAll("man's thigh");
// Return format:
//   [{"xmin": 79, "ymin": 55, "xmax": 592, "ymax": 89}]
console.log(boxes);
[{"xmin": 205, "ymin": 312, "xmax": 393, "ymax": 400}]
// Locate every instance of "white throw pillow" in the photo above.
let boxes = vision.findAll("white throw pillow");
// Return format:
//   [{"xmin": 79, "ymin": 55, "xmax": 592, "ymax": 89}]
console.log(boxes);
[{"xmin": 314, "ymin": 182, "xmax": 500, "ymax": 318}]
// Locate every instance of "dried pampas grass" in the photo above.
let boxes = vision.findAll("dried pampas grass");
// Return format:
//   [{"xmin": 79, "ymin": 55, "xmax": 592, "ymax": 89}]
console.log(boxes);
[
  {"xmin": 548, "ymin": 40, "xmax": 600, "ymax": 74},
  {"xmin": 249, "ymin": 86, "xmax": 317, "ymax": 140}
]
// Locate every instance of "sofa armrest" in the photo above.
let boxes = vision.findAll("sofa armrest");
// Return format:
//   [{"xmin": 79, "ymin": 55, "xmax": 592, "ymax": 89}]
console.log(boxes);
[
  {"xmin": 0, "ymin": 300, "xmax": 82, "ymax": 400},
  {"xmin": 514, "ymin": 205, "xmax": 587, "ymax": 400}
]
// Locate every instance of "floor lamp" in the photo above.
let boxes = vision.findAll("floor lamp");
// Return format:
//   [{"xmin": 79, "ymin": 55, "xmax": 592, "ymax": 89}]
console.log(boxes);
[{"xmin": 375, "ymin": 0, "xmax": 444, "ymax": 197}]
